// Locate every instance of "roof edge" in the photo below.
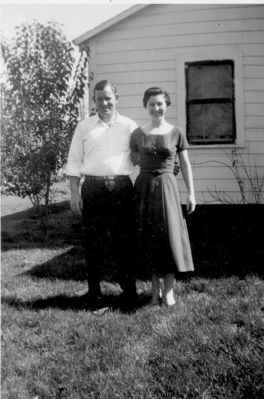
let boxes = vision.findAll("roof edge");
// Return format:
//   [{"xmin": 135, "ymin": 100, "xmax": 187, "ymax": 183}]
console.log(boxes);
[{"xmin": 73, "ymin": 4, "xmax": 149, "ymax": 45}]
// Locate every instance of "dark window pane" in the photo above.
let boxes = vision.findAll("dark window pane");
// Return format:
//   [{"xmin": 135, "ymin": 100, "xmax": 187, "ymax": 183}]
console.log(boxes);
[
  {"xmin": 187, "ymin": 64, "xmax": 233, "ymax": 100},
  {"xmin": 188, "ymin": 103, "xmax": 235, "ymax": 143},
  {"xmin": 185, "ymin": 60, "xmax": 236, "ymax": 145}
]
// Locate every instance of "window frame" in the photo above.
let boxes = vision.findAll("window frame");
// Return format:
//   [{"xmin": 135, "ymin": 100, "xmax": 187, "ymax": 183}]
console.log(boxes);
[
  {"xmin": 176, "ymin": 51, "xmax": 245, "ymax": 148},
  {"xmin": 185, "ymin": 60, "xmax": 236, "ymax": 145}
]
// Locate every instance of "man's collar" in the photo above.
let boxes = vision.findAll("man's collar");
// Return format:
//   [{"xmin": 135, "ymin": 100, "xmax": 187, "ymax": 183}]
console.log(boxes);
[{"xmin": 97, "ymin": 112, "xmax": 120, "ymax": 127}]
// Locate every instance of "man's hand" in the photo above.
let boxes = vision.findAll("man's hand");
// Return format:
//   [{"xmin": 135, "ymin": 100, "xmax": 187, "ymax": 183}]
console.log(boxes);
[
  {"xmin": 70, "ymin": 192, "xmax": 83, "ymax": 215},
  {"xmin": 186, "ymin": 193, "xmax": 196, "ymax": 215},
  {"xmin": 173, "ymin": 162, "xmax": 180, "ymax": 176}
]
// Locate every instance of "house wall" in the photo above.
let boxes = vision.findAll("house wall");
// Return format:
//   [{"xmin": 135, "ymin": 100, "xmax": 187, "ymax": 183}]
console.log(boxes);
[{"xmin": 86, "ymin": 4, "xmax": 264, "ymax": 203}]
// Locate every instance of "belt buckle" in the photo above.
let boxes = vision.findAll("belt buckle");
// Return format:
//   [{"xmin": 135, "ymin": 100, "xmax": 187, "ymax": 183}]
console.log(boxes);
[{"xmin": 105, "ymin": 176, "xmax": 115, "ymax": 191}]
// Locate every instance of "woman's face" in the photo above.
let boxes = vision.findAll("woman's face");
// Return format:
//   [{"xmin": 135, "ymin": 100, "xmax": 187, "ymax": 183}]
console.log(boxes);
[{"xmin": 146, "ymin": 94, "xmax": 167, "ymax": 122}]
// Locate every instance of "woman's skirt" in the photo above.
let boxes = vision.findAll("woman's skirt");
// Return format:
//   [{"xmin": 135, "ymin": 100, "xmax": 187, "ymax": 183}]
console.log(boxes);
[{"xmin": 133, "ymin": 172, "xmax": 194, "ymax": 277}]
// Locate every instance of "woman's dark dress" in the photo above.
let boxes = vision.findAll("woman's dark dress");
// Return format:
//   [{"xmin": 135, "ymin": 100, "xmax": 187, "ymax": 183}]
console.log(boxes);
[{"xmin": 130, "ymin": 126, "xmax": 194, "ymax": 276}]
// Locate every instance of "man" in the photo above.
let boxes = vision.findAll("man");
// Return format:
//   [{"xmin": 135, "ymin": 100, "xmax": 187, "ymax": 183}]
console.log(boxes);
[{"xmin": 66, "ymin": 80, "xmax": 138, "ymax": 308}]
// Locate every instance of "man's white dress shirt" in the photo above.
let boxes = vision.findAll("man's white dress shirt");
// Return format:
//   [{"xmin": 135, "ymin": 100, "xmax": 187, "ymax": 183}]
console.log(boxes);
[{"xmin": 66, "ymin": 113, "xmax": 137, "ymax": 178}]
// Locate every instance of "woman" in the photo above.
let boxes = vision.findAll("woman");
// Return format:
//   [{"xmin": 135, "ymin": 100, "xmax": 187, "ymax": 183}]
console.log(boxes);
[{"xmin": 130, "ymin": 87, "xmax": 196, "ymax": 307}]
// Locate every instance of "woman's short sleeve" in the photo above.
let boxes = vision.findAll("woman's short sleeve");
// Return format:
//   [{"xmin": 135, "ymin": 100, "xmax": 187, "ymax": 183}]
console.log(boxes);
[{"xmin": 176, "ymin": 127, "xmax": 189, "ymax": 152}]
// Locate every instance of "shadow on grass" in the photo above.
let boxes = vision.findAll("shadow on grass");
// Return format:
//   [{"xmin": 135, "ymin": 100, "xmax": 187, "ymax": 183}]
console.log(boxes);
[
  {"xmin": 187, "ymin": 204, "xmax": 264, "ymax": 280},
  {"xmin": 22, "ymin": 246, "xmax": 87, "ymax": 281},
  {"xmin": 1, "ymin": 201, "xmax": 81, "ymax": 251},
  {"xmin": 2, "ymin": 202, "xmax": 264, "ymax": 283},
  {"xmin": 1, "ymin": 292, "xmax": 151, "ymax": 314},
  {"xmin": 19, "ymin": 242, "xmax": 263, "ymax": 284}
]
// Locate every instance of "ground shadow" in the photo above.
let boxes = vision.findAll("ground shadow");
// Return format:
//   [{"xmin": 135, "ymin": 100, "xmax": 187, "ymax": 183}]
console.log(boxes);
[
  {"xmin": 22, "ymin": 246, "xmax": 87, "ymax": 281},
  {"xmin": 3, "ymin": 202, "xmax": 263, "ymax": 319},
  {"xmin": 2, "ymin": 203, "xmax": 264, "ymax": 283},
  {"xmin": 1, "ymin": 292, "xmax": 151, "ymax": 314},
  {"xmin": 186, "ymin": 204, "xmax": 264, "ymax": 279},
  {"xmin": 1, "ymin": 201, "xmax": 81, "ymax": 251}
]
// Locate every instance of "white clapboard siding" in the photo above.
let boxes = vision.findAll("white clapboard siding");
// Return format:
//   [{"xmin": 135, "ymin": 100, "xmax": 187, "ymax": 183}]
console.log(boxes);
[
  {"xmin": 96, "ymin": 69, "xmax": 176, "ymax": 85},
  {"xmin": 142, "ymin": 4, "xmax": 264, "ymax": 17},
  {"xmin": 245, "ymin": 103, "xmax": 264, "ymax": 116},
  {"xmin": 247, "ymin": 141, "xmax": 264, "ymax": 153},
  {"xmin": 185, "ymin": 191, "xmax": 255, "ymax": 205},
  {"xmin": 96, "ymin": 32, "xmax": 262, "ymax": 54},
  {"xmin": 244, "ymin": 56, "xmax": 264, "ymax": 66},
  {"xmin": 96, "ymin": 60, "xmax": 176, "ymax": 74},
  {"xmin": 84, "ymin": 4, "xmax": 264, "ymax": 203},
  {"xmin": 118, "ymin": 95, "xmax": 143, "ymax": 108},
  {"xmin": 242, "ymin": 43, "xmax": 264, "ymax": 56},
  {"xmin": 97, "ymin": 19, "xmax": 264, "ymax": 42},
  {"xmin": 192, "ymin": 165, "xmax": 264, "ymax": 178},
  {"xmin": 96, "ymin": 44, "xmax": 264, "ymax": 66},
  {"xmin": 114, "ymin": 5, "xmax": 264, "ymax": 29},
  {"xmin": 96, "ymin": 40, "xmax": 264, "ymax": 64},
  {"xmin": 245, "ymin": 91, "xmax": 264, "ymax": 103},
  {"xmin": 178, "ymin": 178, "xmax": 259, "ymax": 192},
  {"xmin": 244, "ymin": 66, "xmax": 264, "ymax": 79},
  {"xmin": 246, "ymin": 130, "xmax": 264, "ymax": 141},
  {"xmin": 244, "ymin": 78, "xmax": 264, "ymax": 91},
  {"xmin": 192, "ymin": 166, "xmax": 238, "ymax": 180},
  {"xmin": 144, "ymin": 4, "xmax": 255, "ymax": 14},
  {"xmin": 94, "ymin": 79, "xmax": 176, "ymax": 97},
  {"xmin": 245, "ymin": 116, "xmax": 264, "ymax": 130},
  {"xmin": 189, "ymin": 150, "xmax": 264, "ymax": 161},
  {"xmin": 97, "ymin": 58, "xmax": 264, "ymax": 74}
]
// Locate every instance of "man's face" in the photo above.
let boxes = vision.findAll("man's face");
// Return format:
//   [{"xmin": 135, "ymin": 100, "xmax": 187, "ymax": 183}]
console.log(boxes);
[{"xmin": 93, "ymin": 85, "xmax": 119, "ymax": 121}]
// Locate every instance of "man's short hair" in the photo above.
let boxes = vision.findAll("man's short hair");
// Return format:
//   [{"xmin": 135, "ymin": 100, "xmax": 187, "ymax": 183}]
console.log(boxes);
[{"xmin": 93, "ymin": 80, "xmax": 118, "ymax": 97}]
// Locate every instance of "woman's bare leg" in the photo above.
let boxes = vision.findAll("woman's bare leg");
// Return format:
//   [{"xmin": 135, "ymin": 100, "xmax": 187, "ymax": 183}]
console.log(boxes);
[{"xmin": 163, "ymin": 273, "xmax": 176, "ymax": 306}]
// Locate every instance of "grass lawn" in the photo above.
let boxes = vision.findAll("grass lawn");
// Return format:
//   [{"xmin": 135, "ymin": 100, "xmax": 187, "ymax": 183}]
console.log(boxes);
[{"xmin": 1, "ymin": 199, "xmax": 264, "ymax": 399}]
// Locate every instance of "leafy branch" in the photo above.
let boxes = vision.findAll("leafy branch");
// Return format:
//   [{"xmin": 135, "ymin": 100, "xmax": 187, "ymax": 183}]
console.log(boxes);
[
  {"xmin": 1, "ymin": 21, "xmax": 90, "ymax": 233},
  {"xmin": 195, "ymin": 149, "xmax": 264, "ymax": 204}
]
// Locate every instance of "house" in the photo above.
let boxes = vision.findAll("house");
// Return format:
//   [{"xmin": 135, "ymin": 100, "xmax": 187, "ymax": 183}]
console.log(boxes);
[{"xmin": 73, "ymin": 4, "xmax": 264, "ymax": 204}]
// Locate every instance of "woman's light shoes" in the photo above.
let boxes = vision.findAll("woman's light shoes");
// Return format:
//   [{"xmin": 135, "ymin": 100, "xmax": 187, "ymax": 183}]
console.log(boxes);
[{"xmin": 150, "ymin": 294, "xmax": 176, "ymax": 308}]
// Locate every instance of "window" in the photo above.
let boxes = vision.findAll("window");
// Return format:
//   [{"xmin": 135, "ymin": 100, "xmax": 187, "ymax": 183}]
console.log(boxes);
[{"xmin": 185, "ymin": 60, "xmax": 236, "ymax": 145}]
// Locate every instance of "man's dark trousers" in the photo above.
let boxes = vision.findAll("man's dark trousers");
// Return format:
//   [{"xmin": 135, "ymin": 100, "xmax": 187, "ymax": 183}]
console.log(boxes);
[{"xmin": 81, "ymin": 175, "xmax": 136, "ymax": 298}]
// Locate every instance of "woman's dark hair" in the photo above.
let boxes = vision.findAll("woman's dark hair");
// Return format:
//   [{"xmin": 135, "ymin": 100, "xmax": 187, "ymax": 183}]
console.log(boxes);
[
  {"xmin": 93, "ymin": 80, "xmax": 117, "ymax": 97},
  {"xmin": 143, "ymin": 87, "xmax": 171, "ymax": 108}
]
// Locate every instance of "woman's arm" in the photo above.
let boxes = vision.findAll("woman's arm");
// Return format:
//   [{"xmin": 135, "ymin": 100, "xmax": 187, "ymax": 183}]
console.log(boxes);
[{"xmin": 178, "ymin": 150, "xmax": 196, "ymax": 214}]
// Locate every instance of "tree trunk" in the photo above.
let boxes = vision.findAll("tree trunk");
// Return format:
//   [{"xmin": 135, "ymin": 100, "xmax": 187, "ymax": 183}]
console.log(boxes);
[{"xmin": 43, "ymin": 172, "xmax": 51, "ymax": 236}]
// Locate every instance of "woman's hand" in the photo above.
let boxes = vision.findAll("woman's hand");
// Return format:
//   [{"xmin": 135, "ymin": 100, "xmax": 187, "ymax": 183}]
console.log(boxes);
[{"xmin": 186, "ymin": 193, "xmax": 196, "ymax": 215}]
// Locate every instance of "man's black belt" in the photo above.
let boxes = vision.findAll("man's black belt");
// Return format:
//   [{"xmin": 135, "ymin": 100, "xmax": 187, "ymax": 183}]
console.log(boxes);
[
  {"xmin": 84, "ymin": 175, "xmax": 128, "ymax": 192},
  {"xmin": 85, "ymin": 175, "xmax": 128, "ymax": 181}
]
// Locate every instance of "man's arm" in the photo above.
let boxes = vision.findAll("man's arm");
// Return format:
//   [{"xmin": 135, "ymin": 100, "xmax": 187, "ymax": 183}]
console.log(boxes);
[
  {"xmin": 69, "ymin": 176, "xmax": 83, "ymax": 215},
  {"xmin": 173, "ymin": 161, "xmax": 180, "ymax": 176},
  {"xmin": 65, "ymin": 120, "xmax": 85, "ymax": 215}
]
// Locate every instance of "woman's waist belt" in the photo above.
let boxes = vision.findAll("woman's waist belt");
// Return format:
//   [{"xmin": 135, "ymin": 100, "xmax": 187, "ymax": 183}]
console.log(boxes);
[{"xmin": 140, "ymin": 170, "xmax": 172, "ymax": 176}]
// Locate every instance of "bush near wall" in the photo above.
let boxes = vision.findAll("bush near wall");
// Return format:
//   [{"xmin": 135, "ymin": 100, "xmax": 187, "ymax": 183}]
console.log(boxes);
[{"xmin": 186, "ymin": 204, "xmax": 264, "ymax": 278}]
